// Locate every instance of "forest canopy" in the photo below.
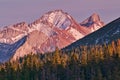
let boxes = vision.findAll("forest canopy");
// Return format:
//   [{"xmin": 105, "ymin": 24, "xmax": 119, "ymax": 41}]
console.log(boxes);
[{"xmin": 0, "ymin": 39, "xmax": 120, "ymax": 80}]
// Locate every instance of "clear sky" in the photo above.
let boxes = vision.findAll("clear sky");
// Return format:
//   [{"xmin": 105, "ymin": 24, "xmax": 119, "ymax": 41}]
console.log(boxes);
[{"xmin": 0, "ymin": 0, "xmax": 120, "ymax": 27}]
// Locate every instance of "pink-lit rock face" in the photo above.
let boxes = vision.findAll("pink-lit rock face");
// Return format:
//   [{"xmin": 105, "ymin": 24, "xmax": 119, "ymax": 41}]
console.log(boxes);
[
  {"xmin": 80, "ymin": 13, "xmax": 104, "ymax": 32},
  {"xmin": 0, "ymin": 10, "xmax": 104, "ymax": 61},
  {"xmin": 0, "ymin": 22, "xmax": 28, "ymax": 44}
]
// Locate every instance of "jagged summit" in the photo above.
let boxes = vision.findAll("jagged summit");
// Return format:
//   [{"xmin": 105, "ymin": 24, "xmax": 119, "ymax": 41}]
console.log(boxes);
[
  {"xmin": 80, "ymin": 13, "xmax": 104, "ymax": 32},
  {"xmin": 43, "ymin": 9, "xmax": 68, "ymax": 17},
  {"xmin": 1, "ymin": 22, "xmax": 27, "ymax": 30},
  {"xmin": 80, "ymin": 13, "xmax": 102, "ymax": 26},
  {"xmin": 90, "ymin": 13, "xmax": 101, "ymax": 22},
  {"xmin": 41, "ymin": 9, "xmax": 71, "ymax": 29},
  {"xmin": 30, "ymin": 10, "xmax": 72, "ymax": 30},
  {"xmin": 12, "ymin": 22, "xmax": 27, "ymax": 27}
]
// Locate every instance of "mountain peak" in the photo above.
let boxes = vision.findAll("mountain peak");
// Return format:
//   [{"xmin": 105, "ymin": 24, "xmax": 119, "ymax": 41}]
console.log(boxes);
[
  {"xmin": 31, "ymin": 9, "xmax": 72, "ymax": 30},
  {"xmin": 90, "ymin": 13, "xmax": 100, "ymax": 22},
  {"xmin": 41, "ymin": 9, "xmax": 71, "ymax": 24},
  {"xmin": 80, "ymin": 13, "xmax": 101, "ymax": 26},
  {"xmin": 47, "ymin": 9, "xmax": 64, "ymax": 14},
  {"xmin": 80, "ymin": 13, "xmax": 104, "ymax": 32}
]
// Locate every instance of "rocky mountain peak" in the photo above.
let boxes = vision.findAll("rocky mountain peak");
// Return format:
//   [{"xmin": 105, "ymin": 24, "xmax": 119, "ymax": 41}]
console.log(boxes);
[
  {"xmin": 30, "ymin": 10, "xmax": 72, "ymax": 30},
  {"xmin": 80, "ymin": 13, "xmax": 103, "ymax": 27},
  {"xmin": 80, "ymin": 13, "xmax": 104, "ymax": 32},
  {"xmin": 41, "ymin": 10, "xmax": 72, "ymax": 29},
  {"xmin": 90, "ymin": 13, "xmax": 100, "ymax": 22}
]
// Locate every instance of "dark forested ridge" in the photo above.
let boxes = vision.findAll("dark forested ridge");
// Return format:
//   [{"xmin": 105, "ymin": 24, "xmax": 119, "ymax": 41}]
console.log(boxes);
[
  {"xmin": 0, "ymin": 39, "xmax": 120, "ymax": 80},
  {"xmin": 64, "ymin": 17, "xmax": 120, "ymax": 51}
]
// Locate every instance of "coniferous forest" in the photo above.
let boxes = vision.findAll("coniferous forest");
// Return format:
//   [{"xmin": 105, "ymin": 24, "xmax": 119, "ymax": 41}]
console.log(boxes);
[{"xmin": 0, "ymin": 39, "xmax": 120, "ymax": 80}]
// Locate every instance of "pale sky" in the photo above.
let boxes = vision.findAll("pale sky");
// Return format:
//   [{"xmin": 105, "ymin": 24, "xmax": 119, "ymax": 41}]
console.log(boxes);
[{"xmin": 0, "ymin": 0, "xmax": 120, "ymax": 27}]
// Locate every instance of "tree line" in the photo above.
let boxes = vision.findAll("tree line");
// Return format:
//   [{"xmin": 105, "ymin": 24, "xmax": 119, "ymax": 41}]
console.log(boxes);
[{"xmin": 0, "ymin": 39, "xmax": 120, "ymax": 80}]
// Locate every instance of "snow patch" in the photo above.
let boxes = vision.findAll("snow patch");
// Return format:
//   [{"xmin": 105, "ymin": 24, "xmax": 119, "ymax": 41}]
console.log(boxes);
[
  {"xmin": 48, "ymin": 12, "xmax": 56, "ymax": 24},
  {"xmin": 69, "ymin": 27, "xmax": 84, "ymax": 40},
  {"xmin": 113, "ymin": 29, "xmax": 120, "ymax": 35},
  {"xmin": 11, "ymin": 33, "xmax": 27, "ymax": 42}
]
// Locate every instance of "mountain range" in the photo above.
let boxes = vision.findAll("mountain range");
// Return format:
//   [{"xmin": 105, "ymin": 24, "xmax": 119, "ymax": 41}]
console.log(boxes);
[{"xmin": 0, "ymin": 10, "xmax": 105, "ymax": 62}]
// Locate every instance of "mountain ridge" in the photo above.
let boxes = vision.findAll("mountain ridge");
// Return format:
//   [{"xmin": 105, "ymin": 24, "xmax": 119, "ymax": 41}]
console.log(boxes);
[{"xmin": 0, "ymin": 10, "xmax": 104, "ymax": 61}]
